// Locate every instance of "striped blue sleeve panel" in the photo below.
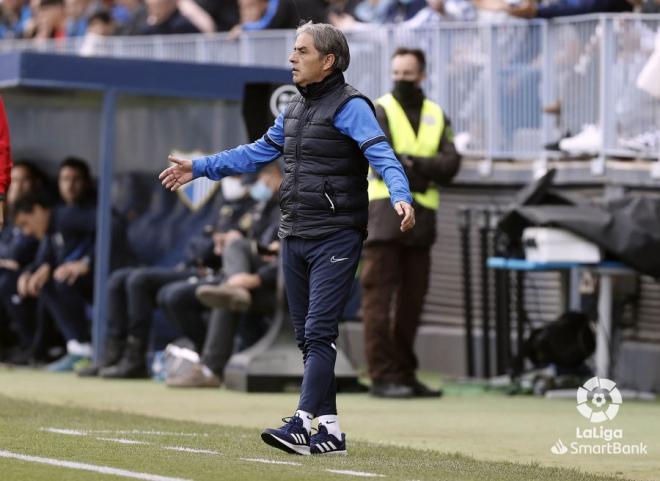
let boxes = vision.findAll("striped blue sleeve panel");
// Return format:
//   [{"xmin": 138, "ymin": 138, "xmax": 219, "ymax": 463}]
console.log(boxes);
[{"xmin": 333, "ymin": 97, "xmax": 413, "ymax": 206}]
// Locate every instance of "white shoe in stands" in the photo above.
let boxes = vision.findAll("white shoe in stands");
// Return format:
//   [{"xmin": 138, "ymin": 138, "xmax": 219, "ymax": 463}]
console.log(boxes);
[{"xmin": 559, "ymin": 124, "xmax": 602, "ymax": 156}]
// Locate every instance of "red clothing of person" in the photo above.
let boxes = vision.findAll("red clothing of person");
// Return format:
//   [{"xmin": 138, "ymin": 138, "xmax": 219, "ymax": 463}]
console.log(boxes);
[{"xmin": 0, "ymin": 97, "xmax": 12, "ymax": 200}]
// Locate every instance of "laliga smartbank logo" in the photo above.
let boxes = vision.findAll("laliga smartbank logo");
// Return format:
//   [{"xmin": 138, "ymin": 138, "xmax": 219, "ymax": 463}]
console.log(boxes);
[
  {"xmin": 550, "ymin": 377, "xmax": 648, "ymax": 456},
  {"xmin": 576, "ymin": 376, "xmax": 621, "ymax": 423}
]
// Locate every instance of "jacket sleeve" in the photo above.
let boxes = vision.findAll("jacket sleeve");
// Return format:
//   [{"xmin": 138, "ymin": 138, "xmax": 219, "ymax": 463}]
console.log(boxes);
[
  {"xmin": 0, "ymin": 97, "xmax": 12, "ymax": 199},
  {"xmin": 192, "ymin": 112, "xmax": 283, "ymax": 181},
  {"xmin": 408, "ymin": 117, "xmax": 461, "ymax": 186}
]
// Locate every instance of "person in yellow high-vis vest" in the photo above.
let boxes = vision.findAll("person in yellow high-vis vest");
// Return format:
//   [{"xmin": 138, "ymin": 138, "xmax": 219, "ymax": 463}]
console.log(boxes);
[{"xmin": 361, "ymin": 47, "xmax": 461, "ymax": 398}]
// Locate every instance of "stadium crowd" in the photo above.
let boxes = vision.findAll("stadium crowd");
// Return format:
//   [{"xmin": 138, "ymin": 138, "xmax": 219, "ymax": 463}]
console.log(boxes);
[{"xmin": 1, "ymin": 0, "xmax": 659, "ymax": 41}]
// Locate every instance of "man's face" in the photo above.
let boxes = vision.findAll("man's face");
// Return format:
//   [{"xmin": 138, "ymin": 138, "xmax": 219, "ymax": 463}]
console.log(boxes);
[
  {"xmin": 15, "ymin": 206, "xmax": 50, "ymax": 239},
  {"xmin": 238, "ymin": 0, "xmax": 267, "ymax": 23},
  {"xmin": 289, "ymin": 33, "xmax": 333, "ymax": 87},
  {"xmin": 391, "ymin": 53, "xmax": 425, "ymax": 86},
  {"xmin": 58, "ymin": 166, "xmax": 87, "ymax": 205},
  {"xmin": 8, "ymin": 166, "xmax": 35, "ymax": 205}
]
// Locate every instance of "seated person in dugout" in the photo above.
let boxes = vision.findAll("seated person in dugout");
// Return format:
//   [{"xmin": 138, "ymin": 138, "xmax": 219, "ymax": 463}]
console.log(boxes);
[
  {"xmin": 80, "ymin": 175, "xmax": 256, "ymax": 379},
  {"xmin": 0, "ymin": 161, "xmax": 47, "ymax": 364},
  {"xmin": 164, "ymin": 161, "xmax": 282, "ymax": 388},
  {"xmin": 14, "ymin": 157, "xmax": 97, "ymax": 372}
]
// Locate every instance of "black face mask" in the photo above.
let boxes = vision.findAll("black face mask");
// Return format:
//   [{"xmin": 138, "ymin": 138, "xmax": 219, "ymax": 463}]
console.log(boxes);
[{"xmin": 392, "ymin": 80, "xmax": 419, "ymax": 100}]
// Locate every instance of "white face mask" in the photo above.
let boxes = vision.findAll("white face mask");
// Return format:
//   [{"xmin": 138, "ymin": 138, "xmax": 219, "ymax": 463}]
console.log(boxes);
[{"xmin": 221, "ymin": 176, "xmax": 247, "ymax": 201}]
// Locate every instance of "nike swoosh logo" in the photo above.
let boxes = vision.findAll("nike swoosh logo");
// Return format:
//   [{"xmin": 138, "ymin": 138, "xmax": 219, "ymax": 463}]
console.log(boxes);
[
  {"xmin": 325, "ymin": 421, "xmax": 336, "ymax": 424},
  {"xmin": 330, "ymin": 256, "xmax": 349, "ymax": 263}
]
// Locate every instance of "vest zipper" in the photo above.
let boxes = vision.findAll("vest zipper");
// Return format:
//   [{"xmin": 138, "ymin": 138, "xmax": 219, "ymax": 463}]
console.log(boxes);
[{"xmin": 324, "ymin": 180, "xmax": 336, "ymax": 215}]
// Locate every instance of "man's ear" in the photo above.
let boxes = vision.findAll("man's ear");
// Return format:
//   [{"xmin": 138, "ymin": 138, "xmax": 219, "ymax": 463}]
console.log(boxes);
[{"xmin": 323, "ymin": 53, "xmax": 336, "ymax": 72}]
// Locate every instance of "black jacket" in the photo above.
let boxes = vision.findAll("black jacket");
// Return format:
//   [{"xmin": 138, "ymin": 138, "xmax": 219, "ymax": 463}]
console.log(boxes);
[{"xmin": 278, "ymin": 71, "xmax": 373, "ymax": 239}]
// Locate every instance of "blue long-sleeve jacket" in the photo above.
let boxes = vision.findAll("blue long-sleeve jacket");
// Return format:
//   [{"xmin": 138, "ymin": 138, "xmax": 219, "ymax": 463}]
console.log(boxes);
[{"xmin": 192, "ymin": 97, "xmax": 413, "ymax": 207}]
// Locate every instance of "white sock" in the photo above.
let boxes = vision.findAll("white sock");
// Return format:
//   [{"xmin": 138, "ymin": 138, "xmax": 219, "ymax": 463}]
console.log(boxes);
[
  {"xmin": 317, "ymin": 414, "xmax": 341, "ymax": 439},
  {"xmin": 295, "ymin": 410, "xmax": 313, "ymax": 435}
]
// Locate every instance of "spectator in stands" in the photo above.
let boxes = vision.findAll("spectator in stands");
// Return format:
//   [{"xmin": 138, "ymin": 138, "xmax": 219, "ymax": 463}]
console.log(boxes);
[
  {"xmin": 329, "ymin": 0, "xmax": 373, "ymax": 29},
  {"xmin": 85, "ymin": 8, "xmax": 114, "ymax": 35},
  {"xmin": 64, "ymin": 0, "xmax": 98, "ymax": 37},
  {"xmin": 15, "ymin": 157, "xmax": 96, "ymax": 372},
  {"xmin": 138, "ymin": 0, "xmax": 199, "ymax": 35},
  {"xmin": 358, "ymin": 0, "xmax": 426, "ymax": 22},
  {"xmin": 28, "ymin": 0, "xmax": 67, "ymax": 39},
  {"xmin": 403, "ymin": 0, "xmax": 477, "ymax": 25},
  {"xmin": 635, "ymin": 0, "xmax": 660, "ymax": 11},
  {"xmin": 508, "ymin": 0, "xmax": 633, "ymax": 18},
  {"xmin": 176, "ymin": 0, "xmax": 216, "ymax": 33},
  {"xmin": 0, "ymin": 0, "xmax": 32, "ymax": 39},
  {"xmin": 193, "ymin": 0, "xmax": 239, "ymax": 32},
  {"xmin": 228, "ymin": 0, "xmax": 299, "ymax": 39},
  {"xmin": 164, "ymin": 163, "xmax": 282, "ymax": 388},
  {"xmin": 79, "ymin": 8, "xmax": 115, "ymax": 54},
  {"xmin": 0, "ymin": 161, "xmax": 45, "ymax": 364},
  {"xmin": 113, "ymin": 0, "xmax": 148, "ymax": 35},
  {"xmin": 82, "ymin": 176, "xmax": 254, "ymax": 379},
  {"xmin": 296, "ymin": 0, "xmax": 330, "ymax": 23},
  {"xmin": 0, "ymin": 96, "xmax": 12, "ymax": 229},
  {"xmin": 361, "ymin": 47, "xmax": 460, "ymax": 398}
]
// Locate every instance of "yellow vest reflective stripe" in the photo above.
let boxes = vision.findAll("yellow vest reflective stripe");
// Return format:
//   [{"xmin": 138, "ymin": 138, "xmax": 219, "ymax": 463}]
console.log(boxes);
[{"xmin": 369, "ymin": 93, "xmax": 444, "ymax": 211}]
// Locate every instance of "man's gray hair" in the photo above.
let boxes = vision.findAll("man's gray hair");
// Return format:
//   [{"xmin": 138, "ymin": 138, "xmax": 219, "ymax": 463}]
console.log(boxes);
[{"xmin": 296, "ymin": 22, "xmax": 350, "ymax": 72}]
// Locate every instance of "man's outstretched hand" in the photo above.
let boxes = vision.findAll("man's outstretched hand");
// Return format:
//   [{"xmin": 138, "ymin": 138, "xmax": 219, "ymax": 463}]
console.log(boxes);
[
  {"xmin": 395, "ymin": 201, "xmax": 415, "ymax": 232},
  {"xmin": 159, "ymin": 155, "xmax": 194, "ymax": 191}
]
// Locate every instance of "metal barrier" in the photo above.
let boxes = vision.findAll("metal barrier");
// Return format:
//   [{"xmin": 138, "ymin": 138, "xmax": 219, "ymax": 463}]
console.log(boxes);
[{"xmin": 1, "ymin": 14, "xmax": 659, "ymax": 165}]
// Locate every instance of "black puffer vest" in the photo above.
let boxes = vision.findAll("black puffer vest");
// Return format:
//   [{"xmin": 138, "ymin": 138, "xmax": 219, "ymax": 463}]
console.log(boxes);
[{"xmin": 278, "ymin": 71, "xmax": 374, "ymax": 239}]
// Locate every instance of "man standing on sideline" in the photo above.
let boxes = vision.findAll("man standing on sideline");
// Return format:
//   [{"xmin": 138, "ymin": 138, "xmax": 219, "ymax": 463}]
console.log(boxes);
[
  {"xmin": 160, "ymin": 22, "xmax": 414, "ymax": 456},
  {"xmin": 0, "ymin": 96, "xmax": 13, "ymax": 229},
  {"xmin": 362, "ymin": 47, "xmax": 460, "ymax": 399}
]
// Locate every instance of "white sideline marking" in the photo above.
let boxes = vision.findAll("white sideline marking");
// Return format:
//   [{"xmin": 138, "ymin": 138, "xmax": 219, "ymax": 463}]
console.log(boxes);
[
  {"xmin": 0, "ymin": 449, "xmax": 192, "ymax": 481},
  {"xmin": 97, "ymin": 437, "xmax": 150, "ymax": 445},
  {"xmin": 326, "ymin": 470, "xmax": 386, "ymax": 478},
  {"xmin": 41, "ymin": 428, "xmax": 87, "ymax": 436},
  {"xmin": 240, "ymin": 457, "xmax": 302, "ymax": 466},
  {"xmin": 93, "ymin": 430, "xmax": 207, "ymax": 437},
  {"xmin": 163, "ymin": 447, "xmax": 220, "ymax": 455},
  {"xmin": 43, "ymin": 427, "xmax": 206, "ymax": 437}
]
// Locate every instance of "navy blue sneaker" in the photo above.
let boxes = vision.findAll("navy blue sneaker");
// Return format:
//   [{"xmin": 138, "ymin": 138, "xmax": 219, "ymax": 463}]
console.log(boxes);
[
  {"xmin": 261, "ymin": 416, "xmax": 310, "ymax": 455},
  {"xmin": 310, "ymin": 425, "xmax": 347, "ymax": 455}
]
